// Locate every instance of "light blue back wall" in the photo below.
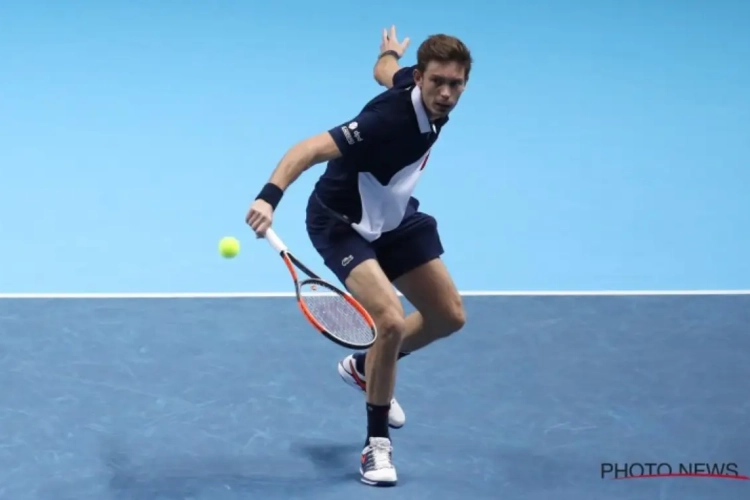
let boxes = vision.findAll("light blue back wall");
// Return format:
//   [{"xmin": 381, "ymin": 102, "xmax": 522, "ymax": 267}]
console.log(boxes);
[{"xmin": 1, "ymin": 1, "xmax": 748, "ymax": 293}]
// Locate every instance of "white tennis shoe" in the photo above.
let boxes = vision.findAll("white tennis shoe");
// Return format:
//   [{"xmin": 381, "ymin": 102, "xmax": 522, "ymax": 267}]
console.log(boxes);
[
  {"xmin": 359, "ymin": 437, "xmax": 397, "ymax": 486},
  {"xmin": 337, "ymin": 353, "xmax": 406, "ymax": 429}
]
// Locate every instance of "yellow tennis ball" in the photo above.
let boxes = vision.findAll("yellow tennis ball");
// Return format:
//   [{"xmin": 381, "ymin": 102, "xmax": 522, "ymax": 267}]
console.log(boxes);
[{"xmin": 218, "ymin": 236, "xmax": 240, "ymax": 258}]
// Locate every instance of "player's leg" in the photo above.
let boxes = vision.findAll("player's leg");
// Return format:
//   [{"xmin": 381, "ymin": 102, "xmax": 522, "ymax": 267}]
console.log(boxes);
[
  {"xmin": 346, "ymin": 262, "xmax": 405, "ymax": 406},
  {"xmin": 393, "ymin": 256, "xmax": 466, "ymax": 353},
  {"xmin": 344, "ymin": 260, "xmax": 405, "ymax": 431},
  {"xmin": 306, "ymin": 194, "xmax": 405, "ymax": 428},
  {"xmin": 306, "ymin": 196, "xmax": 401, "ymax": 486},
  {"xmin": 338, "ymin": 259, "xmax": 405, "ymax": 486},
  {"xmin": 351, "ymin": 211, "xmax": 466, "ymax": 384}
]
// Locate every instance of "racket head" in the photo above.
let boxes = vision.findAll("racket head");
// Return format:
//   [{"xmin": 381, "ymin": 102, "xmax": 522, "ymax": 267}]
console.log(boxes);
[{"xmin": 295, "ymin": 277, "xmax": 377, "ymax": 350}]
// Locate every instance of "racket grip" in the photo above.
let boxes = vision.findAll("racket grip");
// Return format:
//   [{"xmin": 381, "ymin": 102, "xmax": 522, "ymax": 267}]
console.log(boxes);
[{"xmin": 264, "ymin": 227, "xmax": 288, "ymax": 253}]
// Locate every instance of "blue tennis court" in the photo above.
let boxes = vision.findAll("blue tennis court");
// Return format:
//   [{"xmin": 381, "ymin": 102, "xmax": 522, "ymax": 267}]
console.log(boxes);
[{"xmin": 1, "ymin": 293, "xmax": 748, "ymax": 499}]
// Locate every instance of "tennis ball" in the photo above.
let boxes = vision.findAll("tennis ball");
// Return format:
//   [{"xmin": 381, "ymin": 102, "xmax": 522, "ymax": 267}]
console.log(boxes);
[{"xmin": 218, "ymin": 236, "xmax": 240, "ymax": 258}]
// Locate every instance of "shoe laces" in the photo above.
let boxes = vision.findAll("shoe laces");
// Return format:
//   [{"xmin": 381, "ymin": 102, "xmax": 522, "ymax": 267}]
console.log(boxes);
[{"xmin": 367, "ymin": 438, "xmax": 393, "ymax": 470}]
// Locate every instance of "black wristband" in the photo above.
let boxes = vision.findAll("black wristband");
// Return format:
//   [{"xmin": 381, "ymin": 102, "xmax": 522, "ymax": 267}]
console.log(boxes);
[
  {"xmin": 378, "ymin": 50, "xmax": 400, "ymax": 60},
  {"xmin": 255, "ymin": 182, "xmax": 284, "ymax": 209}
]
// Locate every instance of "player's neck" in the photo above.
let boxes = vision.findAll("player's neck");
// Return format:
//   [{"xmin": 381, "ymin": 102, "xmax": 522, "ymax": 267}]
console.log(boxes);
[
  {"xmin": 426, "ymin": 108, "xmax": 447, "ymax": 125},
  {"xmin": 421, "ymin": 98, "xmax": 440, "ymax": 123}
]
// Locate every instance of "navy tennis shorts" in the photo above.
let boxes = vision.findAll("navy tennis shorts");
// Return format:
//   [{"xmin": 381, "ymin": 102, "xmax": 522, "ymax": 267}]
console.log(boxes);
[{"xmin": 305, "ymin": 193, "xmax": 444, "ymax": 284}]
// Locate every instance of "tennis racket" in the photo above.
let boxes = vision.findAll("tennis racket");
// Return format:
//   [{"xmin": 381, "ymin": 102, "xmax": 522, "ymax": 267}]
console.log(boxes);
[{"xmin": 263, "ymin": 227, "xmax": 377, "ymax": 350}]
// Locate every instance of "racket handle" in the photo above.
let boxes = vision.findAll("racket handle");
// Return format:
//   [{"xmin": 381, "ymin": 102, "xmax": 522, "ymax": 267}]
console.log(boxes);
[{"xmin": 264, "ymin": 227, "xmax": 288, "ymax": 253}]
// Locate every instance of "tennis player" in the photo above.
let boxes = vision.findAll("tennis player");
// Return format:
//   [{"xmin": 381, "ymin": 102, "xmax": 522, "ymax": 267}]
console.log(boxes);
[{"xmin": 246, "ymin": 26, "xmax": 471, "ymax": 487}]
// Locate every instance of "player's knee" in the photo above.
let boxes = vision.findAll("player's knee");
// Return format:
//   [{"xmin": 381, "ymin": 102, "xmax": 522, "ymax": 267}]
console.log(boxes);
[
  {"xmin": 374, "ymin": 309, "xmax": 406, "ymax": 345},
  {"xmin": 425, "ymin": 294, "xmax": 465, "ymax": 338},
  {"xmin": 443, "ymin": 297, "xmax": 466, "ymax": 335}
]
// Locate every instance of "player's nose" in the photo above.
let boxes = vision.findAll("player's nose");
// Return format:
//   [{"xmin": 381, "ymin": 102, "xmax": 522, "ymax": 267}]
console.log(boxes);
[{"xmin": 438, "ymin": 88, "xmax": 452, "ymax": 100}]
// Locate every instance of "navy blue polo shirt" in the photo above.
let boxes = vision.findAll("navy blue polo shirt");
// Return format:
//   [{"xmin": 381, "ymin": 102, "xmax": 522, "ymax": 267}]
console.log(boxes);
[{"xmin": 313, "ymin": 65, "xmax": 449, "ymax": 242}]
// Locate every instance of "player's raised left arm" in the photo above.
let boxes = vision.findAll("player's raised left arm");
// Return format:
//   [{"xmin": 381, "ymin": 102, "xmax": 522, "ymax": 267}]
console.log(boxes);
[{"xmin": 373, "ymin": 25, "xmax": 410, "ymax": 88}]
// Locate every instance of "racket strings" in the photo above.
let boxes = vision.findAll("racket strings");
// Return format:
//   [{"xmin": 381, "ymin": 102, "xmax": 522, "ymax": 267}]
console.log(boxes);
[{"xmin": 300, "ymin": 283, "xmax": 374, "ymax": 345}]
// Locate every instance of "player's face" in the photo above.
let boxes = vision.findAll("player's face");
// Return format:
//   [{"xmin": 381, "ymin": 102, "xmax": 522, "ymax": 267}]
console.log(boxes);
[{"xmin": 415, "ymin": 61, "xmax": 467, "ymax": 119}]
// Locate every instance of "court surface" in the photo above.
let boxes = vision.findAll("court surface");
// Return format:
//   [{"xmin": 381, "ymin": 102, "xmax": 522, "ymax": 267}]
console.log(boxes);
[{"xmin": 1, "ymin": 293, "xmax": 749, "ymax": 500}]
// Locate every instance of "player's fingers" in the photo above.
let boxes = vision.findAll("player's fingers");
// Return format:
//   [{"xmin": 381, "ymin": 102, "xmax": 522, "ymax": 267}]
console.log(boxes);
[
  {"xmin": 246, "ymin": 209, "xmax": 259, "ymax": 225},
  {"xmin": 402, "ymin": 37, "xmax": 410, "ymax": 50},
  {"xmin": 256, "ymin": 219, "xmax": 271, "ymax": 238},
  {"xmin": 251, "ymin": 208, "xmax": 268, "ymax": 226},
  {"xmin": 390, "ymin": 25, "xmax": 397, "ymax": 41},
  {"xmin": 248, "ymin": 213, "xmax": 266, "ymax": 233}
]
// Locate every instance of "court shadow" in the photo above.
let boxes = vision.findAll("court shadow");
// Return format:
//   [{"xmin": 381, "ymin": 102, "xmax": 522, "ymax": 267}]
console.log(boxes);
[
  {"xmin": 102, "ymin": 439, "xmax": 361, "ymax": 499},
  {"xmin": 290, "ymin": 441, "xmax": 359, "ymax": 477}
]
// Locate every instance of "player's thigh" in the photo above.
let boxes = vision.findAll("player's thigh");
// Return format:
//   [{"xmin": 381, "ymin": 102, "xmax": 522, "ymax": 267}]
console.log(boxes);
[
  {"xmin": 305, "ymin": 195, "xmax": 372, "ymax": 285},
  {"xmin": 344, "ymin": 259, "xmax": 405, "ymax": 339},
  {"xmin": 377, "ymin": 212, "xmax": 465, "ymax": 331},
  {"xmin": 305, "ymin": 201, "xmax": 403, "ymax": 333}
]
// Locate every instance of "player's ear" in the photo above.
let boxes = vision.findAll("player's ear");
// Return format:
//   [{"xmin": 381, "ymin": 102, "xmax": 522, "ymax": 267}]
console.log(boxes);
[{"xmin": 413, "ymin": 68, "xmax": 423, "ymax": 87}]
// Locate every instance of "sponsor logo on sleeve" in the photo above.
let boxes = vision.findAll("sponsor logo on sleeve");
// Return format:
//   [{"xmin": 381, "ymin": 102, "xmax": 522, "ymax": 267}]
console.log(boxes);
[{"xmin": 340, "ymin": 126, "xmax": 355, "ymax": 145}]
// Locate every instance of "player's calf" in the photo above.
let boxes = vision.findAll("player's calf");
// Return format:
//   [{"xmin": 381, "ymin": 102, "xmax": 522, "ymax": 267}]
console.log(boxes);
[
  {"xmin": 365, "ymin": 307, "xmax": 406, "ymax": 438},
  {"xmin": 364, "ymin": 309, "xmax": 405, "ymax": 405},
  {"xmin": 357, "ymin": 311, "xmax": 403, "ymax": 488}
]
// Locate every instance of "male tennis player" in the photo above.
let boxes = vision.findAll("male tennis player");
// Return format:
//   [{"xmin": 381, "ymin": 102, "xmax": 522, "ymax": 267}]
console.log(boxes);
[{"xmin": 246, "ymin": 26, "xmax": 471, "ymax": 487}]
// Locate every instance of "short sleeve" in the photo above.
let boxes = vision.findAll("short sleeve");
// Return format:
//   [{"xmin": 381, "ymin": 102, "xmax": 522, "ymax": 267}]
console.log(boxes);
[
  {"xmin": 392, "ymin": 65, "xmax": 415, "ymax": 88},
  {"xmin": 327, "ymin": 108, "xmax": 398, "ymax": 156}
]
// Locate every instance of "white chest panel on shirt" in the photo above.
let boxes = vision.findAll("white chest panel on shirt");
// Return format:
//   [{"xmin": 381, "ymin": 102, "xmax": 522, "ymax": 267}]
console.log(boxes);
[{"xmin": 351, "ymin": 149, "xmax": 431, "ymax": 242}]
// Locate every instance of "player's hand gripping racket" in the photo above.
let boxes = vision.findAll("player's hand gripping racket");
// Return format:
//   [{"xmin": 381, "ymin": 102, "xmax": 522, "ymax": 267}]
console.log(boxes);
[{"xmin": 263, "ymin": 227, "xmax": 377, "ymax": 350}]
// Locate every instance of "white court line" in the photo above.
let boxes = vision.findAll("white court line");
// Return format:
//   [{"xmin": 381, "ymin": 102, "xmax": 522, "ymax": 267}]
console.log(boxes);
[{"xmin": 0, "ymin": 290, "xmax": 749, "ymax": 299}]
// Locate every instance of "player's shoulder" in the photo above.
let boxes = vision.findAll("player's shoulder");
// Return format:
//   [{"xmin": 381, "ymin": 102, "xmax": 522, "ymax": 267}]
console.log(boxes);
[
  {"xmin": 365, "ymin": 67, "xmax": 418, "ymax": 112},
  {"xmin": 391, "ymin": 65, "xmax": 416, "ymax": 89},
  {"xmin": 358, "ymin": 87, "xmax": 412, "ymax": 126}
]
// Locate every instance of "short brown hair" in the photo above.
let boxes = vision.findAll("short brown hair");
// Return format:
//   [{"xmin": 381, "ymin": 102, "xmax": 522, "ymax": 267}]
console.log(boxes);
[{"xmin": 416, "ymin": 34, "xmax": 473, "ymax": 81}]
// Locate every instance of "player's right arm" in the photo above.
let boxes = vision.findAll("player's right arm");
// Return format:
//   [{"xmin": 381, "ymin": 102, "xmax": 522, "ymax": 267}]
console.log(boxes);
[
  {"xmin": 373, "ymin": 25, "xmax": 410, "ymax": 88},
  {"xmin": 266, "ymin": 132, "xmax": 341, "ymax": 192},
  {"xmin": 246, "ymin": 109, "xmax": 396, "ymax": 236},
  {"xmin": 245, "ymin": 132, "xmax": 340, "ymax": 236}
]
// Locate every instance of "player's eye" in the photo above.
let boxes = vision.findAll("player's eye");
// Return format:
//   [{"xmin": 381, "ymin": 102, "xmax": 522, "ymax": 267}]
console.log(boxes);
[{"xmin": 431, "ymin": 77, "xmax": 464, "ymax": 88}]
